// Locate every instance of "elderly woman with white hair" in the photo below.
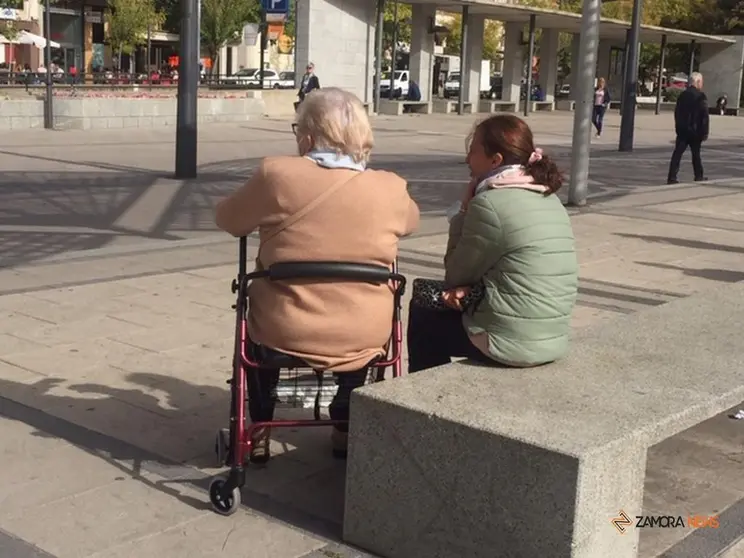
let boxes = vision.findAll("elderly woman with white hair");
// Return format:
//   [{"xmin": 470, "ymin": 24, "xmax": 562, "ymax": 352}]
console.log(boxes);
[{"xmin": 215, "ymin": 87, "xmax": 420, "ymax": 462}]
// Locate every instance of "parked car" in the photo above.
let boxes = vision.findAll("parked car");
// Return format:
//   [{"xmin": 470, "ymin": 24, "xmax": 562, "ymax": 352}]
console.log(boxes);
[
  {"xmin": 221, "ymin": 67, "xmax": 280, "ymax": 88},
  {"xmin": 275, "ymin": 71, "xmax": 295, "ymax": 89},
  {"xmin": 443, "ymin": 72, "xmax": 460, "ymax": 98},
  {"xmin": 556, "ymin": 83, "xmax": 571, "ymax": 98},
  {"xmin": 443, "ymin": 71, "xmax": 494, "ymax": 99},
  {"xmin": 379, "ymin": 70, "xmax": 409, "ymax": 98},
  {"xmin": 666, "ymin": 74, "xmax": 688, "ymax": 90}
]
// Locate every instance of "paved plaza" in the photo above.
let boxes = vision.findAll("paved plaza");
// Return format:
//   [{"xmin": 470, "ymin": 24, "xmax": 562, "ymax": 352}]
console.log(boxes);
[{"xmin": 1, "ymin": 112, "xmax": 744, "ymax": 557}]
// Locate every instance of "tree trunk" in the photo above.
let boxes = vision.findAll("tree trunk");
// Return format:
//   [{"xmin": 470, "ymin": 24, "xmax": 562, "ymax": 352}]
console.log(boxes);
[{"xmin": 208, "ymin": 48, "xmax": 219, "ymax": 83}]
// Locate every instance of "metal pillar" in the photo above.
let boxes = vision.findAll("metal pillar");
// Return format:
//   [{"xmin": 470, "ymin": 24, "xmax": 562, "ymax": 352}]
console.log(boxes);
[
  {"xmin": 43, "ymin": 0, "xmax": 53, "ymax": 129},
  {"xmin": 567, "ymin": 0, "xmax": 601, "ymax": 206},
  {"xmin": 618, "ymin": 0, "xmax": 643, "ymax": 152},
  {"xmin": 175, "ymin": 0, "xmax": 199, "ymax": 179},
  {"xmin": 457, "ymin": 6, "xmax": 468, "ymax": 115},
  {"xmin": 688, "ymin": 40, "xmax": 696, "ymax": 83},
  {"xmin": 147, "ymin": 26, "xmax": 152, "ymax": 90},
  {"xmin": 654, "ymin": 34, "xmax": 667, "ymax": 115},
  {"xmin": 259, "ymin": 10, "xmax": 266, "ymax": 89},
  {"xmin": 389, "ymin": 1, "xmax": 398, "ymax": 99},
  {"xmin": 293, "ymin": 0, "xmax": 298, "ymax": 82},
  {"xmin": 620, "ymin": 29, "xmax": 630, "ymax": 113},
  {"xmin": 524, "ymin": 14, "xmax": 536, "ymax": 117},
  {"xmin": 373, "ymin": 0, "xmax": 385, "ymax": 113}
]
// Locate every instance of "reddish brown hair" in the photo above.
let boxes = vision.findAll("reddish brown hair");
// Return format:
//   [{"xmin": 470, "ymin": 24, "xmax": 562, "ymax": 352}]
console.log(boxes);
[{"xmin": 473, "ymin": 114, "xmax": 564, "ymax": 194}]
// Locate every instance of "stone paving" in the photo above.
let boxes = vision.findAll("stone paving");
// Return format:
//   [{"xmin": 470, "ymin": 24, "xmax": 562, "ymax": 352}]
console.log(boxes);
[{"xmin": 1, "ymin": 113, "xmax": 744, "ymax": 557}]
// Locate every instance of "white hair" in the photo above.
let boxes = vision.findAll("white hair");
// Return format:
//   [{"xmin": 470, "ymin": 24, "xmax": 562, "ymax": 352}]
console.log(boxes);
[
  {"xmin": 690, "ymin": 72, "xmax": 703, "ymax": 87},
  {"xmin": 295, "ymin": 87, "xmax": 374, "ymax": 163}
]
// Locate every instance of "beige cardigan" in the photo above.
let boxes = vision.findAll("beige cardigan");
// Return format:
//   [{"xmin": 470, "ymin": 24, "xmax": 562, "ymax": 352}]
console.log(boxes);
[{"xmin": 215, "ymin": 155, "xmax": 420, "ymax": 372}]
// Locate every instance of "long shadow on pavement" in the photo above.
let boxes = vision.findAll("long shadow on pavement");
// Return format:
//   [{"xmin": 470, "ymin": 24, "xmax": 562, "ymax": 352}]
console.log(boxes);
[
  {"xmin": 4, "ymin": 141, "xmax": 744, "ymax": 268},
  {"xmin": 0, "ymin": 370, "xmax": 350, "ymax": 543}
]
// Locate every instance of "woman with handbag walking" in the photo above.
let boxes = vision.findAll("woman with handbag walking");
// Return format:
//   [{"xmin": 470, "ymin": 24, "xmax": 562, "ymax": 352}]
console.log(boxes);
[
  {"xmin": 407, "ymin": 115, "xmax": 579, "ymax": 372},
  {"xmin": 592, "ymin": 77, "xmax": 611, "ymax": 138}
]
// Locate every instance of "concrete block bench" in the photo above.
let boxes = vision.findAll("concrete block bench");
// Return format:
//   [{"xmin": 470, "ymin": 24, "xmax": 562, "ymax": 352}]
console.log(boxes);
[
  {"xmin": 478, "ymin": 100, "xmax": 517, "ymax": 113},
  {"xmin": 638, "ymin": 101, "xmax": 675, "ymax": 111},
  {"xmin": 433, "ymin": 99, "xmax": 474, "ymax": 114},
  {"xmin": 556, "ymin": 99, "xmax": 576, "ymax": 111},
  {"xmin": 379, "ymin": 99, "xmax": 432, "ymax": 116},
  {"xmin": 344, "ymin": 281, "xmax": 744, "ymax": 558},
  {"xmin": 531, "ymin": 100, "xmax": 555, "ymax": 111}
]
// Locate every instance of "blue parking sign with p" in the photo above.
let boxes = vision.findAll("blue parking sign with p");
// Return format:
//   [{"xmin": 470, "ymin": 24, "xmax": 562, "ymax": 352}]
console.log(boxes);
[{"xmin": 261, "ymin": 0, "xmax": 288, "ymax": 13}]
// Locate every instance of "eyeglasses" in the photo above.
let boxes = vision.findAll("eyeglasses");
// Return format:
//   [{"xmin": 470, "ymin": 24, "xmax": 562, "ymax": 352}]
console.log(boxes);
[{"xmin": 291, "ymin": 123, "xmax": 298, "ymax": 135}]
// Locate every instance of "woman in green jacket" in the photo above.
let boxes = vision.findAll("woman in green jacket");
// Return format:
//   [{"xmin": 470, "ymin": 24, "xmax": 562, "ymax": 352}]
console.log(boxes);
[{"xmin": 408, "ymin": 114, "xmax": 578, "ymax": 370}]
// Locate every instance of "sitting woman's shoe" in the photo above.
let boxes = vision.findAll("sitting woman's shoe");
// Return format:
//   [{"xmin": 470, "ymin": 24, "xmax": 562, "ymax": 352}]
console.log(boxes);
[
  {"xmin": 331, "ymin": 428, "xmax": 348, "ymax": 459},
  {"xmin": 249, "ymin": 426, "xmax": 271, "ymax": 465}
]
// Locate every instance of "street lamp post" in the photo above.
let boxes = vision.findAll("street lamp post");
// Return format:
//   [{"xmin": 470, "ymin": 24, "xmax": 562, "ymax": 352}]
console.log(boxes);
[
  {"xmin": 523, "ymin": 14, "xmax": 536, "ymax": 117},
  {"xmin": 618, "ymin": 0, "xmax": 643, "ymax": 152},
  {"xmin": 43, "ymin": 0, "xmax": 53, "ymax": 129},
  {"xmin": 175, "ymin": 0, "xmax": 199, "ymax": 178},
  {"xmin": 389, "ymin": 1, "xmax": 398, "ymax": 99},
  {"xmin": 457, "ymin": 6, "xmax": 468, "ymax": 115},
  {"xmin": 373, "ymin": 0, "xmax": 385, "ymax": 113}
]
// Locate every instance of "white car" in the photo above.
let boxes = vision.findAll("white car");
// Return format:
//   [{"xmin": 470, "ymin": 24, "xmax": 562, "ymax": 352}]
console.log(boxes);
[
  {"xmin": 443, "ymin": 73, "xmax": 460, "ymax": 98},
  {"xmin": 275, "ymin": 71, "xmax": 295, "ymax": 89},
  {"xmin": 378, "ymin": 70, "xmax": 409, "ymax": 98},
  {"xmin": 222, "ymin": 67, "xmax": 280, "ymax": 88}
]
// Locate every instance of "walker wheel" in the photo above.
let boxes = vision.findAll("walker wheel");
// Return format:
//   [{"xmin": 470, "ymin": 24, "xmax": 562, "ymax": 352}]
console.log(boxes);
[
  {"xmin": 214, "ymin": 429, "xmax": 230, "ymax": 467},
  {"xmin": 209, "ymin": 477, "xmax": 241, "ymax": 516}
]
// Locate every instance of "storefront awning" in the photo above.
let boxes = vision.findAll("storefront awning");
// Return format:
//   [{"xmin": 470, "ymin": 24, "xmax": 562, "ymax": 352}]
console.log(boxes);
[{"xmin": 0, "ymin": 30, "xmax": 60, "ymax": 48}]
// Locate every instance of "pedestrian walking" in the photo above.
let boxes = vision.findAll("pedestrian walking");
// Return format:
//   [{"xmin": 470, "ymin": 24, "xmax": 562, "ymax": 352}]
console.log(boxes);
[
  {"xmin": 295, "ymin": 62, "xmax": 320, "ymax": 111},
  {"xmin": 592, "ymin": 77, "xmax": 610, "ymax": 138},
  {"xmin": 667, "ymin": 72, "xmax": 709, "ymax": 184}
]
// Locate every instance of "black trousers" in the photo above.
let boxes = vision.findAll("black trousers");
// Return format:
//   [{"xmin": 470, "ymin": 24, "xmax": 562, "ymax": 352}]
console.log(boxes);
[
  {"xmin": 592, "ymin": 105, "xmax": 606, "ymax": 135},
  {"xmin": 246, "ymin": 366, "xmax": 368, "ymax": 432},
  {"xmin": 668, "ymin": 136, "xmax": 704, "ymax": 181},
  {"xmin": 407, "ymin": 301, "xmax": 494, "ymax": 373}
]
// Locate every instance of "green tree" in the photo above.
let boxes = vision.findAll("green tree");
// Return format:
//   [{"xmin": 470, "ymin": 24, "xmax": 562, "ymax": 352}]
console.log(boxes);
[
  {"xmin": 0, "ymin": 0, "xmax": 22, "ymax": 46},
  {"xmin": 106, "ymin": 0, "xmax": 164, "ymax": 70},
  {"xmin": 283, "ymin": 0, "xmax": 295, "ymax": 38},
  {"xmin": 383, "ymin": 1, "xmax": 411, "ymax": 65},
  {"xmin": 200, "ymin": 0, "xmax": 260, "ymax": 74},
  {"xmin": 154, "ymin": 0, "xmax": 181, "ymax": 34},
  {"xmin": 442, "ymin": 13, "xmax": 503, "ymax": 62}
]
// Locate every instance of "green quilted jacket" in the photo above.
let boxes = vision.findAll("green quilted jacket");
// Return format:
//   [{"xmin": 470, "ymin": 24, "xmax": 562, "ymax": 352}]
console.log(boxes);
[{"xmin": 445, "ymin": 187, "xmax": 578, "ymax": 367}]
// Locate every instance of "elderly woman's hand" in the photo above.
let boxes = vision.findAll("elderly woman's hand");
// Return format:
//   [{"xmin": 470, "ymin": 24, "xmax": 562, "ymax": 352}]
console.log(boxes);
[{"xmin": 442, "ymin": 286, "xmax": 472, "ymax": 310}]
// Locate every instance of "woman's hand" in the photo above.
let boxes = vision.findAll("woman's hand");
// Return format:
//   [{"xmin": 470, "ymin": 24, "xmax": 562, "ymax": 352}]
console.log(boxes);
[
  {"xmin": 442, "ymin": 286, "xmax": 472, "ymax": 310},
  {"xmin": 460, "ymin": 177, "xmax": 479, "ymax": 211}
]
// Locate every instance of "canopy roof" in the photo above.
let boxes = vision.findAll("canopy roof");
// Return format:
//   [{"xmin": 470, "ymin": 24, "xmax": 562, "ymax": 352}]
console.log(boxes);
[{"xmin": 418, "ymin": 0, "xmax": 735, "ymax": 44}]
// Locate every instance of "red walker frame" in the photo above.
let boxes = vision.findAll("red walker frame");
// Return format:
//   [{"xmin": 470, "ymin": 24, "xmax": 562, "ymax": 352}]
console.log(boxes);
[{"xmin": 208, "ymin": 236, "xmax": 406, "ymax": 515}]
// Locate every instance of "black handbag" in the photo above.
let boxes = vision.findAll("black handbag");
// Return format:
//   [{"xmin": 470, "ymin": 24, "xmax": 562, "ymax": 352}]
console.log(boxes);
[{"xmin": 411, "ymin": 278, "xmax": 485, "ymax": 312}]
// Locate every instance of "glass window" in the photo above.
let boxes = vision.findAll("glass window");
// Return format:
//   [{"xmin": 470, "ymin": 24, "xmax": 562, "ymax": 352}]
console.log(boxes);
[{"xmin": 50, "ymin": 13, "xmax": 82, "ymax": 47}]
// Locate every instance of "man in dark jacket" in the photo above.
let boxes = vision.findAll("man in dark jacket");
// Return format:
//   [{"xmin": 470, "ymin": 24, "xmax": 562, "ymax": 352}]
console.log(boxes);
[{"xmin": 667, "ymin": 72, "xmax": 709, "ymax": 184}]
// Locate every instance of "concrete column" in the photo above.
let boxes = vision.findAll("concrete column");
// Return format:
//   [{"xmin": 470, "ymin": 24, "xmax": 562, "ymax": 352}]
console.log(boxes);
[
  {"xmin": 538, "ymin": 28, "xmax": 559, "ymax": 103},
  {"xmin": 463, "ymin": 13, "xmax": 485, "ymax": 105},
  {"xmin": 569, "ymin": 33, "xmax": 580, "ymax": 100},
  {"xmin": 296, "ymin": 0, "xmax": 376, "ymax": 103},
  {"xmin": 218, "ymin": 46, "xmax": 227, "ymax": 75},
  {"xmin": 700, "ymin": 36, "xmax": 744, "ymax": 109},
  {"xmin": 410, "ymin": 4, "xmax": 436, "ymax": 101},
  {"xmin": 596, "ymin": 40, "xmax": 610, "ymax": 80},
  {"xmin": 502, "ymin": 22, "xmax": 524, "ymax": 103}
]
